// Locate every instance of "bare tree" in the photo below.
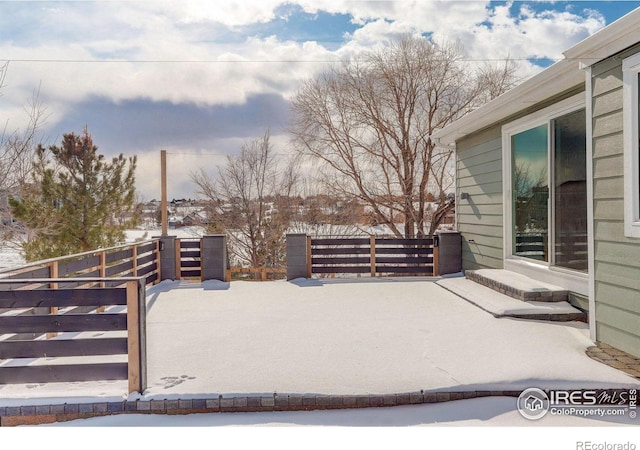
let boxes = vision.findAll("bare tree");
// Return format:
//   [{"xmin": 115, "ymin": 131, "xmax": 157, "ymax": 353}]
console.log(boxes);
[
  {"xmin": 191, "ymin": 129, "xmax": 298, "ymax": 269},
  {"xmin": 289, "ymin": 36, "xmax": 519, "ymax": 237},
  {"xmin": 0, "ymin": 62, "xmax": 48, "ymax": 245}
]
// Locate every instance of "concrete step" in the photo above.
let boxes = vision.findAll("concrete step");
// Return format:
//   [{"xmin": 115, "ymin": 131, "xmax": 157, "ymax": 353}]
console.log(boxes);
[
  {"xmin": 465, "ymin": 269, "xmax": 569, "ymax": 303},
  {"xmin": 437, "ymin": 277, "xmax": 586, "ymax": 322}
]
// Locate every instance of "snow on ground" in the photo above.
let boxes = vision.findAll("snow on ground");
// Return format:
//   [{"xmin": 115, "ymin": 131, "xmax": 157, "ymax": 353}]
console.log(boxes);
[
  {"xmin": 1, "ymin": 274, "xmax": 639, "ymax": 445},
  {"xmin": 15, "ymin": 397, "xmax": 640, "ymax": 450},
  {"xmin": 1, "ymin": 278, "xmax": 637, "ymax": 403},
  {"xmin": 138, "ymin": 278, "xmax": 637, "ymax": 397},
  {"xmin": 37, "ymin": 396, "xmax": 639, "ymax": 427}
]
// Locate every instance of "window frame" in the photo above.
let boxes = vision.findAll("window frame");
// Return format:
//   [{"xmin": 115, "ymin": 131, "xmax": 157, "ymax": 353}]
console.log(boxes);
[{"xmin": 622, "ymin": 52, "xmax": 640, "ymax": 238}]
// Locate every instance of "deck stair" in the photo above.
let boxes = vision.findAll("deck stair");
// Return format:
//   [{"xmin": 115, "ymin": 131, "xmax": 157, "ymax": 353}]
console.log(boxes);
[{"xmin": 437, "ymin": 269, "xmax": 586, "ymax": 322}]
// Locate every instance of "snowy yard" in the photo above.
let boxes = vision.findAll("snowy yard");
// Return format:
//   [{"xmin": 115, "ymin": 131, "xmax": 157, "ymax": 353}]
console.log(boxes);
[{"xmin": 2, "ymin": 277, "xmax": 638, "ymax": 423}]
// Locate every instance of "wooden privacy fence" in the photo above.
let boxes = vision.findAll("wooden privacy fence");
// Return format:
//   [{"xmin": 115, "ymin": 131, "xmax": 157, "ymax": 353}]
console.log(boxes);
[
  {"xmin": 175, "ymin": 238, "xmax": 202, "ymax": 279},
  {"xmin": 310, "ymin": 236, "xmax": 437, "ymax": 277},
  {"xmin": 0, "ymin": 277, "xmax": 146, "ymax": 394},
  {"xmin": 0, "ymin": 240, "xmax": 160, "ymax": 288}
]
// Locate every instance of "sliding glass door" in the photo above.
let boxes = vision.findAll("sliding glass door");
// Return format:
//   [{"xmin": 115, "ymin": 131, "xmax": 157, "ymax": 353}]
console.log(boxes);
[
  {"xmin": 553, "ymin": 109, "xmax": 587, "ymax": 271},
  {"xmin": 512, "ymin": 125, "xmax": 549, "ymax": 261},
  {"xmin": 509, "ymin": 108, "xmax": 587, "ymax": 272}
]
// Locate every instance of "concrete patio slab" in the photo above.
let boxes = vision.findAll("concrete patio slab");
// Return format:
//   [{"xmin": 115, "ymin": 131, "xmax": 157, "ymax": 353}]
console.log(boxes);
[{"xmin": 0, "ymin": 278, "xmax": 637, "ymax": 409}]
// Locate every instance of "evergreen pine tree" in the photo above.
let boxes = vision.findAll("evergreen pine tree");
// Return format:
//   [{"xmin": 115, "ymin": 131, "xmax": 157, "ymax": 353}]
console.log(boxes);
[{"xmin": 10, "ymin": 128, "xmax": 137, "ymax": 262}]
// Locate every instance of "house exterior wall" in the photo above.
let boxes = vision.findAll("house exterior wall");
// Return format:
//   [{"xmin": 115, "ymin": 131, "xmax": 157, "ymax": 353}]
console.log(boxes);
[
  {"xmin": 456, "ymin": 125, "xmax": 504, "ymax": 270},
  {"xmin": 591, "ymin": 44, "xmax": 640, "ymax": 358},
  {"xmin": 454, "ymin": 89, "xmax": 587, "ymax": 273}
]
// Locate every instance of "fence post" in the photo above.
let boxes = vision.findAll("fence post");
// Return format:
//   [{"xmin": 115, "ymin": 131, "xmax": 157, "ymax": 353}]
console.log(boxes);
[
  {"xmin": 306, "ymin": 235, "xmax": 312, "ymax": 278},
  {"xmin": 370, "ymin": 235, "xmax": 376, "ymax": 277},
  {"xmin": 155, "ymin": 235, "xmax": 177, "ymax": 281},
  {"xmin": 201, "ymin": 235, "xmax": 228, "ymax": 282},
  {"xmin": 47, "ymin": 261, "xmax": 59, "ymax": 339},
  {"xmin": 435, "ymin": 231, "xmax": 462, "ymax": 276},
  {"xmin": 175, "ymin": 238, "xmax": 182, "ymax": 280},
  {"xmin": 126, "ymin": 279, "xmax": 147, "ymax": 394},
  {"xmin": 286, "ymin": 234, "xmax": 310, "ymax": 280},
  {"xmin": 132, "ymin": 244, "xmax": 138, "ymax": 277},
  {"xmin": 97, "ymin": 251, "xmax": 107, "ymax": 312}
]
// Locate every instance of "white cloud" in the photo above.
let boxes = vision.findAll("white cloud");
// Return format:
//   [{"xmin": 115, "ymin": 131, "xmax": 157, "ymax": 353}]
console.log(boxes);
[{"xmin": 0, "ymin": 0, "xmax": 616, "ymax": 199}]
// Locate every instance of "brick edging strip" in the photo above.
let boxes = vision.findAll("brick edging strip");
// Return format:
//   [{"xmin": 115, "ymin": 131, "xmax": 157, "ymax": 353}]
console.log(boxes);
[{"xmin": 0, "ymin": 389, "xmax": 524, "ymax": 426}]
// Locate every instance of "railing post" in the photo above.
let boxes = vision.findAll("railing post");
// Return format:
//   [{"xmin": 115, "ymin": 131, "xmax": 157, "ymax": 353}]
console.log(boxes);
[
  {"xmin": 132, "ymin": 244, "xmax": 138, "ymax": 277},
  {"xmin": 370, "ymin": 235, "xmax": 376, "ymax": 277},
  {"xmin": 126, "ymin": 279, "xmax": 147, "ymax": 395},
  {"xmin": 286, "ymin": 234, "xmax": 310, "ymax": 280},
  {"xmin": 175, "ymin": 238, "xmax": 182, "ymax": 280},
  {"xmin": 47, "ymin": 261, "xmax": 59, "ymax": 339},
  {"xmin": 306, "ymin": 235, "xmax": 312, "ymax": 278},
  {"xmin": 97, "ymin": 251, "xmax": 107, "ymax": 312},
  {"xmin": 201, "ymin": 235, "xmax": 228, "ymax": 282}
]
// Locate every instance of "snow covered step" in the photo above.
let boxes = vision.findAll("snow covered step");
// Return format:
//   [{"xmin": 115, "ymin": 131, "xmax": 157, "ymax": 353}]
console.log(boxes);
[
  {"xmin": 465, "ymin": 269, "xmax": 569, "ymax": 302},
  {"xmin": 436, "ymin": 277, "xmax": 586, "ymax": 322}
]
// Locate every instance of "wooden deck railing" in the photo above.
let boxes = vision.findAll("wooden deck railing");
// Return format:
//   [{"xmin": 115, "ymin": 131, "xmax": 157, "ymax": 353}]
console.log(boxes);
[
  {"xmin": 310, "ymin": 236, "xmax": 437, "ymax": 277},
  {"xmin": 0, "ymin": 240, "xmax": 161, "ymax": 288},
  {"xmin": 0, "ymin": 277, "xmax": 146, "ymax": 394}
]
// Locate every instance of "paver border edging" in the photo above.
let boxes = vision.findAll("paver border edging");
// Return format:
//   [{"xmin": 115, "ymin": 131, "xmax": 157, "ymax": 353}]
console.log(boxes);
[{"xmin": 0, "ymin": 389, "xmax": 524, "ymax": 426}]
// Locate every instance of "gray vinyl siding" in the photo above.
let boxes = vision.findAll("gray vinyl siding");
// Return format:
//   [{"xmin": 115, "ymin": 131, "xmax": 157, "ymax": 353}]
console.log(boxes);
[
  {"xmin": 591, "ymin": 45, "xmax": 640, "ymax": 358},
  {"xmin": 456, "ymin": 125, "xmax": 504, "ymax": 270}
]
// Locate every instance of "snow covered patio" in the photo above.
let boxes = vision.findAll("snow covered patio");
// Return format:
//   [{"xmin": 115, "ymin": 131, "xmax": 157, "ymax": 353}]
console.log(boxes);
[
  {"xmin": 142, "ymin": 277, "xmax": 637, "ymax": 397},
  {"xmin": 2, "ymin": 275, "xmax": 637, "ymax": 413},
  {"xmin": 0, "ymin": 277, "xmax": 637, "ymax": 406}
]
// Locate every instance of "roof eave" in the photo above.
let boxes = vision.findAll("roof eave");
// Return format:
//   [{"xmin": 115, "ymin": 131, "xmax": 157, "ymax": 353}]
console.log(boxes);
[
  {"xmin": 434, "ymin": 60, "xmax": 582, "ymax": 146},
  {"xmin": 563, "ymin": 8, "xmax": 640, "ymax": 69}
]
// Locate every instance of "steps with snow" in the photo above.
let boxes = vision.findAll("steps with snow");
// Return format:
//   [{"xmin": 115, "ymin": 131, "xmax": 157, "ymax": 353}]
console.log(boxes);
[
  {"xmin": 465, "ymin": 269, "xmax": 569, "ymax": 302},
  {"xmin": 436, "ymin": 275, "xmax": 586, "ymax": 322}
]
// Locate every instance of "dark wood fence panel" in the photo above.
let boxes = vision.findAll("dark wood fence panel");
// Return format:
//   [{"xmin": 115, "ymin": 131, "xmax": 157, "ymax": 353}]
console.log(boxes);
[
  {"xmin": 310, "ymin": 236, "xmax": 435, "ymax": 277},
  {"xmin": 374, "ymin": 238, "xmax": 435, "ymax": 276},
  {"xmin": 0, "ymin": 363, "xmax": 129, "ymax": 384},
  {"xmin": 0, "ymin": 278, "xmax": 146, "ymax": 393},
  {"xmin": 177, "ymin": 239, "xmax": 202, "ymax": 280},
  {"xmin": 0, "ymin": 337, "xmax": 128, "ymax": 359},
  {"xmin": 0, "ymin": 240, "xmax": 160, "ymax": 289}
]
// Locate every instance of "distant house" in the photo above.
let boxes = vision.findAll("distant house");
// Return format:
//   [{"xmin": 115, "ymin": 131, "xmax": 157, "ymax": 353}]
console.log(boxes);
[{"xmin": 434, "ymin": 8, "xmax": 640, "ymax": 358}]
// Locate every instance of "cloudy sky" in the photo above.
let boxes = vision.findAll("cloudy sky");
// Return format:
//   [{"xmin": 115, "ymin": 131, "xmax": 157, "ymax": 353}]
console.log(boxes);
[{"xmin": 1, "ymin": 1, "xmax": 638, "ymax": 200}]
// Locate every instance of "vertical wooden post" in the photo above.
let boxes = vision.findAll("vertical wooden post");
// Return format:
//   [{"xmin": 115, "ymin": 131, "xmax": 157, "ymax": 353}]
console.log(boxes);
[
  {"xmin": 199, "ymin": 238, "xmax": 204, "ymax": 282},
  {"xmin": 161, "ymin": 150, "xmax": 168, "ymax": 237},
  {"xmin": 47, "ymin": 261, "xmax": 59, "ymax": 339},
  {"xmin": 370, "ymin": 235, "xmax": 376, "ymax": 277},
  {"xmin": 432, "ymin": 236, "xmax": 439, "ymax": 277},
  {"xmin": 175, "ymin": 238, "xmax": 182, "ymax": 280},
  {"xmin": 97, "ymin": 251, "xmax": 107, "ymax": 312},
  {"xmin": 261, "ymin": 267, "xmax": 267, "ymax": 281},
  {"xmin": 126, "ymin": 280, "xmax": 146, "ymax": 394},
  {"xmin": 132, "ymin": 244, "xmax": 139, "ymax": 277},
  {"xmin": 306, "ymin": 235, "xmax": 312, "ymax": 278}
]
